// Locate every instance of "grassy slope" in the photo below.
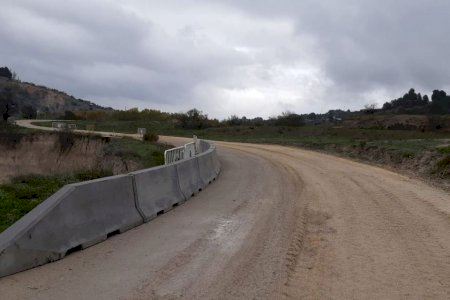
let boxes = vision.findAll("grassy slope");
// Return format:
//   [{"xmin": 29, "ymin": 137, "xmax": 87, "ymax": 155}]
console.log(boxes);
[
  {"xmin": 0, "ymin": 123, "xmax": 171, "ymax": 233},
  {"xmin": 33, "ymin": 120, "xmax": 450, "ymax": 155},
  {"xmin": 104, "ymin": 137, "xmax": 168, "ymax": 168},
  {"xmin": 32, "ymin": 119, "xmax": 450, "ymax": 177}
]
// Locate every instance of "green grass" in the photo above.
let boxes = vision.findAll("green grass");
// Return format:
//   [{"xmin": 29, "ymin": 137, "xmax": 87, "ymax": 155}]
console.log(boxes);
[
  {"xmin": 32, "ymin": 120, "xmax": 450, "ymax": 156},
  {"xmin": 0, "ymin": 170, "xmax": 112, "ymax": 233},
  {"xmin": 433, "ymin": 155, "xmax": 450, "ymax": 178},
  {"xmin": 105, "ymin": 137, "xmax": 170, "ymax": 168},
  {"xmin": 437, "ymin": 145, "xmax": 450, "ymax": 154}
]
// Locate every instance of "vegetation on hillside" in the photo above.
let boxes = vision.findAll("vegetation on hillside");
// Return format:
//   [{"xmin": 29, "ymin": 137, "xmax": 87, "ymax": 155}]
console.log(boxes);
[
  {"xmin": 0, "ymin": 67, "xmax": 110, "ymax": 120},
  {"xmin": 0, "ymin": 122, "xmax": 172, "ymax": 233},
  {"xmin": 382, "ymin": 88, "xmax": 450, "ymax": 115}
]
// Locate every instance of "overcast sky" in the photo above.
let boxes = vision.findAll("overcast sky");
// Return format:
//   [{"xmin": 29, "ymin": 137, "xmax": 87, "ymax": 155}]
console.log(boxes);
[{"xmin": 1, "ymin": 0, "xmax": 450, "ymax": 119}]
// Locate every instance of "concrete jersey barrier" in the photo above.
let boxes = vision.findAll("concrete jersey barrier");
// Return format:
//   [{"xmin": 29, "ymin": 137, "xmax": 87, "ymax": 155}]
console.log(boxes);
[
  {"xmin": 131, "ymin": 164, "xmax": 186, "ymax": 222},
  {"xmin": 197, "ymin": 147, "xmax": 219, "ymax": 186},
  {"xmin": 0, "ymin": 139, "xmax": 220, "ymax": 278},
  {"xmin": 0, "ymin": 175, "xmax": 142, "ymax": 278},
  {"xmin": 176, "ymin": 157, "xmax": 204, "ymax": 198}
]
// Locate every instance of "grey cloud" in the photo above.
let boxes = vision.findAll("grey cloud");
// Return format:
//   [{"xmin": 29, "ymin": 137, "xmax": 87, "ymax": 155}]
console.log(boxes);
[
  {"xmin": 218, "ymin": 0, "xmax": 450, "ymax": 105},
  {"xmin": 1, "ymin": 0, "xmax": 450, "ymax": 117}
]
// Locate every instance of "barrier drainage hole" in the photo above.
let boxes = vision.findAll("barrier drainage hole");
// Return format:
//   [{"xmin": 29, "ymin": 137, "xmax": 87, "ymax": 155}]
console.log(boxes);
[
  {"xmin": 107, "ymin": 229, "xmax": 120, "ymax": 238},
  {"xmin": 199, "ymin": 188, "xmax": 202, "ymax": 192},
  {"xmin": 66, "ymin": 245, "xmax": 82, "ymax": 256},
  {"xmin": 172, "ymin": 203, "xmax": 179, "ymax": 208},
  {"xmin": 157, "ymin": 210, "xmax": 164, "ymax": 216}
]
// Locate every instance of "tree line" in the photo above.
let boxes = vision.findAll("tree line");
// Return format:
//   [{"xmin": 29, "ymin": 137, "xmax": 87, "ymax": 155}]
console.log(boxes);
[{"xmin": 381, "ymin": 88, "xmax": 450, "ymax": 115}]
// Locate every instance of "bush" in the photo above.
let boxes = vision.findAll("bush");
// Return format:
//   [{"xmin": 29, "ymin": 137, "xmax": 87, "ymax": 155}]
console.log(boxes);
[
  {"xmin": 0, "ymin": 131, "xmax": 27, "ymax": 149},
  {"xmin": 57, "ymin": 130, "xmax": 76, "ymax": 152},
  {"xmin": 434, "ymin": 155, "xmax": 450, "ymax": 178},
  {"xmin": 0, "ymin": 67, "xmax": 12, "ymax": 80},
  {"xmin": 437, "ymin": 146, "xmax": 450, "ymax": 154},
  {"xmin": 274, "ymin": 112, "xmax": 305, "ymax": 127},
  {"xmin": 143, "ymin": 132, "xmax": 159, "ymax": 142},
  {"xmin": 62, "ymin": 110, "xmax": 77, "ymax": 120},
  {"xmin": 21, "ymin": 105, "xmax": 37, "ymax": 119}
]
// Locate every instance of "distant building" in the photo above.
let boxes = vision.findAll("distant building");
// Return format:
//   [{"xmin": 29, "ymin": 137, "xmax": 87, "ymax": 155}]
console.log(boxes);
[{"xmin": 0, "ymin": 67, "xmax": 12, "ymax": 80}]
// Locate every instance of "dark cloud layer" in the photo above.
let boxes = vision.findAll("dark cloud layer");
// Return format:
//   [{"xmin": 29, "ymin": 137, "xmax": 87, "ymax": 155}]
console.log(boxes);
[{"xmin": 1, "ymin": 0, "xmax": 450, "ymax": 118}]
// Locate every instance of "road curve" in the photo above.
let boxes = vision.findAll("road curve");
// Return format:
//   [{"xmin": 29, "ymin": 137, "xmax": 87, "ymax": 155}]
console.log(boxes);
[
  {"xmin": 1, "ymin": 122, "xmax": 449, "ymax": 299},
  {"xmin": 15, "ymin": 119, "xmax": 143, "ymax": 139}
]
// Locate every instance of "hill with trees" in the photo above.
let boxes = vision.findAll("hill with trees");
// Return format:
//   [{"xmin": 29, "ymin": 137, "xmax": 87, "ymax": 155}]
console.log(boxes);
[
  {"xmin": 0, "ymin": 67, "xmax": 110, "ymax": 121},
  {"xmin": 381, "ymin": 88, "xmax": 450, "ymax": 115}
]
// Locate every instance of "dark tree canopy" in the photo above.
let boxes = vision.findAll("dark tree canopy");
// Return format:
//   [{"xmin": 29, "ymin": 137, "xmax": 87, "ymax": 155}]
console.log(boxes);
[
  {"xmin": 430, "ymin": 90, "xmax": 450, "ymax": 114},
  {"xmin": 382, "ymin": 88, "xmax": 429, "ymax": 111},
  {"xmin": 0, "ymin": 67, "xmax": 12, "ymax": 80},
  {"xmin": 176, "ymin": 108, "xmax": 211, "ymax": 129},
  {"xmin": 21, "ymin": 105, "xmax": 37, "ymax": 119},
  {"xmin": 274, "ymin": 111, "xmax": 305, "ymax": 127},
  {"xmin": 0, "ymin": 85, "xmax": 16, "ymax": 121}
]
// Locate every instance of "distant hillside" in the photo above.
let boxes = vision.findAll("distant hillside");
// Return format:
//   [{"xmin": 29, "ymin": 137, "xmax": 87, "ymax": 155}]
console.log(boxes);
[{"xmin": 0, "ymin": 76, "xmax": 111, "ymax": 119}]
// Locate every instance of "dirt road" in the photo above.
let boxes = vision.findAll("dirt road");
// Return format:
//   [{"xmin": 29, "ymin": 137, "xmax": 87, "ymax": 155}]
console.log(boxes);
[
  {"xmin": 15, "ymin": 119, "xmax": 142, "ymax": 139},
  {"xmin": 1, "ymin": 122, "xmax": 449, "ymax": 299}
]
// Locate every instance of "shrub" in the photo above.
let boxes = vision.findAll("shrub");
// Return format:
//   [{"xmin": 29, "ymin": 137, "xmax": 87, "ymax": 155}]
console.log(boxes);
[
  {"xmin": 143, "ymin": 132, "xmax": 159, "ymax": 142},
  {"xmin": 21, "ymin": 105, "xmax": 37, "ymax": 119},
  {"xmin": 434, "ymin": 155, "xmax": 450, "ymax": 178},
  {"xmin": 57, "ymin": 130, "xmax": 75, "ymax": 152},
  {"xmin": 0, "ymin": 131, "xmax": 27, "ymax": 149},
  {"xmin": 437, "ymin": 146, "xmax": 450, "ymax": 154}
]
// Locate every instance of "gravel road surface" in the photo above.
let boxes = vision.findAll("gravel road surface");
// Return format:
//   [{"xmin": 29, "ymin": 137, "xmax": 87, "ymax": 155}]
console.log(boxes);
[{"xmin": 2, "ymin": 121, "xmax": 449, "ymax": 299}]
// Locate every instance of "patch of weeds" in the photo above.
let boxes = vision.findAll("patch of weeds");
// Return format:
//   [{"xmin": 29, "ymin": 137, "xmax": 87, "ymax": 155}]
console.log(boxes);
[
  {"xmin": 151, "ymin": 150, "xmax": 165, "ymax": 166},
  {"xmin": 56, "ymin": 130, "xmax": 76, "ymax": 152},
  {"xmin": 0, "ymin": 123, "xmax": 36, "ymax": 149},
  {"xmin": 103, "ymin": 138, "xmax": 172, "ymax": 169},
  {"xmin": 437, "ymin": 146, "xmax": 450, "ymax": 155},
  {"xmin": 433, "ymin": 155, "xmax": 450, "ymax": 178},
  {"xmin": 400, "ymin": 151, "xmax": 415, "ymax": 159}
]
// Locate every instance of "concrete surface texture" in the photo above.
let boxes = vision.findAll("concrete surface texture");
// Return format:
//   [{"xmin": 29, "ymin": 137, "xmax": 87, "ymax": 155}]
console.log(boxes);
[
  {"xmin": 0, "ymin": 137, "xmax": 448, "ymax": 299},
  {"xmin": 197, "ymin": 149, "xmax": 219, "ymax": 186},
  {"xmin": 131, "ymin": 164, "xmax": 186, "ymax": 222},
  {"xmin": 175, "ymin": 157, "xmax": 203, "ymax": 198},
  {"xmin": 0, "ymin": 175, "xmax": 144, "ymax": 278}
]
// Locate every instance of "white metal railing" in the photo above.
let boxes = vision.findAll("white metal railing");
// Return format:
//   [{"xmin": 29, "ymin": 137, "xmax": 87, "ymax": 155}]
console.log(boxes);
[
  {"xmin": 137, "ymin": 128, "xmax": 146, "ymax": 136},
  {"xmin": 164, "ymin": 137, "xmax": 203, "ymax": 164},
  {"xmin": 193, "ymin": 135, "xmax": 200, "ymax": 154},
  {"xmin": 164, "ymin": 145, "xmax": 185, "ymax": 164}
]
